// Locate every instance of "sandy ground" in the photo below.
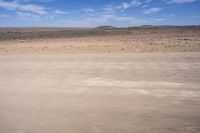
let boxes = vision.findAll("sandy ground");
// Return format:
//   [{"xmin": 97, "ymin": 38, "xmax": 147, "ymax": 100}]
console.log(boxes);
[
  {"xmin": 0, "ymin": 53, "xmax": 200, "ymax": 133},
  {"xmin": 0, "ymin": 28, "xmax": 200, "ymax": 132},
  {"xmin": 0, "ymin": 28, "xmax": 200, "ymax": 54}
]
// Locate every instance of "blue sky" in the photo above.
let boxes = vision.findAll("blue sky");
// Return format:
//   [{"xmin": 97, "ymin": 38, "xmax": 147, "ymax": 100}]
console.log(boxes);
[{"xmin": 0, "ymin": 0, "xmax": 200, "ymax": 27}]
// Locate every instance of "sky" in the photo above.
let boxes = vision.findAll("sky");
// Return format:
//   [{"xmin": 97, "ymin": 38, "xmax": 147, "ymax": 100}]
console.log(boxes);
[{"xmin": 0, "ymin": 0, "xmax": 200, "ymax": 27}]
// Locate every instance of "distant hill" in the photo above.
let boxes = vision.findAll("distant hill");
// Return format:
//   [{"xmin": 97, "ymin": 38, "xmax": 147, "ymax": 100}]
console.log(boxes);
[
  {"xmin": 96, "ymin": 26, "xmax": 117, "ymax": 29},
  {"xmin": 96, "ymin": 25, "xmax": 200, "ymax": 30},
  {"xmin": 128, "ymin": 25, "xmax": 200, "ymax": 29}
]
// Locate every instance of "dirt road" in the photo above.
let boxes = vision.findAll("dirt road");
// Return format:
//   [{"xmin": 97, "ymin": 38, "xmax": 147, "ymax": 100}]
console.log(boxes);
[{"xmin": 0, "ymin": 53, "xmax": 200, "ymax": 133}]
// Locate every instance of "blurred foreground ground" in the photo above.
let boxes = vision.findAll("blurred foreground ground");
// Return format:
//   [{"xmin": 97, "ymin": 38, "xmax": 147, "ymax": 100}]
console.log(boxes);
[{"xmin": 0, "ymin": 53, "xmax": 200, "ymax": 133}]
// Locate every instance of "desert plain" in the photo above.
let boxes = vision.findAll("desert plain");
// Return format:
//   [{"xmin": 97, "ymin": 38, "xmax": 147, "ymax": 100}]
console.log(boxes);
[{"xmin": 0, "ymin": 28, "xmax": 200, "ymax": 133}]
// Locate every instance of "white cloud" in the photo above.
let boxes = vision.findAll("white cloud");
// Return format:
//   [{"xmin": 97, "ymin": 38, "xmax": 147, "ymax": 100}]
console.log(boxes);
[
  {"xmin": 103, "ymin": 5, "xmax": 116, "ymax": 13},
  {"xmin": 53, "ymin": 10, "xmax": 67, "ymax": 15},
  {"xmin": 117, "ymin": 0, "xmax": 142, "ymax": 10},
  {"xmin": 149, "ymin": 14, "xmax": 174, "ymax": 22},
  {"xmin": 121, "ymin": 2, "xmax": 130, "ymax": 9},
  {"xmin": 0, "ymin": 0, "xmax": 46, "ymax": 15},
  {"xmin": 167, "ymin": 0, "xmax": 196, "ymax": 4},
  {"xmin": 63, "ymin": 2, "xmax": 147, "ymax": 27},
  {"xmin": 144, "ymin": 7, "xmax": 162, "ymax": 14},
  {"xmin": 16, "ymin": 12, "xmax": 41, "ymax": 20},
  {"xmin": 131, "ymin": 0, "xmax": 142, "ymax": 7},
  {"xmin": 84, "ymin": 8, "xmax": 95, "ymax": 13},
  {"xmin": 142, "ymin": 4, "xmax": 150, "ymax": 8},
  {"xmin": 59, "ymin": 14, "xmax": 146, "ymax": 27},
  {"xmin": 83, "ymin": 8, "xmax": 98, "ymax": 16}
]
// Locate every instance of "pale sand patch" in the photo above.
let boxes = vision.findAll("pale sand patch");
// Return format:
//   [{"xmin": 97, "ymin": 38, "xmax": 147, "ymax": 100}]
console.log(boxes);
[{"xmin": 84, "ymin": 78, "xmax": 185, "ymax": 88}]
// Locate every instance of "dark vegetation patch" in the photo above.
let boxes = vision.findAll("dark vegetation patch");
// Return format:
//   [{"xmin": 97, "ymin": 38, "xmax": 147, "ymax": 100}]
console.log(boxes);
[{"xmin": 0, "ymin": 28, "xmax": 133, "ymax": 41}]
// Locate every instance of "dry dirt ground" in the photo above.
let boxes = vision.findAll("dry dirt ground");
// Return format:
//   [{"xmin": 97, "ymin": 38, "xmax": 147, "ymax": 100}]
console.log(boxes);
[
  {"xmin": 0, "ymin": 28, "xmax": 200, "ymax": 133},
  {"xmin": 0, "ymin": 53, "xmax": 200, "ymax": 133},
  {"xmin": 0, "ymin": 28, "xmax": 200, "ymax": 54}
]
